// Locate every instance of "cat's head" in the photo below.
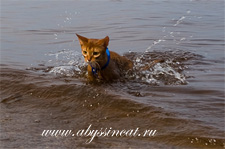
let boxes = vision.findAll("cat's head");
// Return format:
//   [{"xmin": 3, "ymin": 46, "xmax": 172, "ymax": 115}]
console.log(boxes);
[{"xmin": 76, "ymin": 34, "xmax": 109, "ymax": 66}]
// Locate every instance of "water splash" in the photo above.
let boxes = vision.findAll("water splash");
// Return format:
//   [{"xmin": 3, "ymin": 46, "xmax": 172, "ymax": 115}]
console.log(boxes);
[
  {"xmin": 145, "ymin": 9, "xmax": 192, "ymax": 53},
  {"xmin": 48, "ymin": 50, "xmax": 86, "ymax": 76},
  {"xmin": 124, "ymin": 50, "xmax": 200, "ymax": 85},
  {"xmin": 45, "ymin": 48, "xmax": 199, "ymax": 85},
  {"xmin": 31, "ymin": 8, "xmax": 197, "ymax": 84},
  {"xmin": 145, "ymin": 39, "xmax": 165, "ymax": 52},
  {"xmin": 152, "ymin": 62, "xmax": 186, "ymax": 85},
  {"xmin": 49, "ymin": 66, "xmax": 79, "ymax": 77},
  {"xmin": 47, "ymin": 49, "xmax": 81, "ymax": 61},
  {"xmin": 174, "ymin": 16, "xmax": 186, "ymax": 26}
]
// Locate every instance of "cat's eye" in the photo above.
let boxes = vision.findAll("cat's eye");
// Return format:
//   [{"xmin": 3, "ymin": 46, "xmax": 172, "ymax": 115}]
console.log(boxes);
[
  {"xmin": 93, "ymin": 52, "xmax": 99, "ymax": 55},
  {"xmin": 83, "ymin": 51, "xmax": 87, "ymax": 55},
  {"xmin": 93, "ymin": 52, "xmax": 100, "ymax": 58}
]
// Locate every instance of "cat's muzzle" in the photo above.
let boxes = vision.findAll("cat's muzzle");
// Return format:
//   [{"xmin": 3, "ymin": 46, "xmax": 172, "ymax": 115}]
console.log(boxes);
[{"xmin": 88, "ymin": 61, "xmax": 101, "ymax": 70}]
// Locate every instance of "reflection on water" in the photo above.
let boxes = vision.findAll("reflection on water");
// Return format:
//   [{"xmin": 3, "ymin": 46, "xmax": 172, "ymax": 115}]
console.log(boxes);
[{"xmin": 0, "ymin": 0, "xmax": 224, "ymax": 148}]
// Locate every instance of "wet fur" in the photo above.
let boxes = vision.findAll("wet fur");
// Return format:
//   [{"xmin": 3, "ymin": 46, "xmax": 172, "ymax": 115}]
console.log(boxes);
[{"xmin": 76, "ymin": 34, "xmax": 133, "ymax": 82}]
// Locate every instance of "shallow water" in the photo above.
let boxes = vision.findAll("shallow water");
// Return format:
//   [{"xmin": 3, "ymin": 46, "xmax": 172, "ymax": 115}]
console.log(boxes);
[{"xmin": 0, "ymin": 0, "xmax": 225, "ymax": 148}]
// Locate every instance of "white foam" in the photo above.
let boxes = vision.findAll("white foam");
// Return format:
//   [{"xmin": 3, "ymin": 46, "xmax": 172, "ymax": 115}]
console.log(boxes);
[
  {"xmin": 49, "ymin": 66, "xmax": 78, "ymax": 77},
  {"xmin": 131, "ymin": 57, "xmax": 187, "ymax": 85}
]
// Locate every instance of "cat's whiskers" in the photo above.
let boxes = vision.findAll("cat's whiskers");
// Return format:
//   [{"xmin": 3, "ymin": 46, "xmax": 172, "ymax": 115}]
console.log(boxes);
[
  {"xmin": 94, "ymin": 61, "xmax": 101, "ymax": 70},
  {"xmin": 88, "ymin": 61, "xmax": 101, "ymax": 70}
]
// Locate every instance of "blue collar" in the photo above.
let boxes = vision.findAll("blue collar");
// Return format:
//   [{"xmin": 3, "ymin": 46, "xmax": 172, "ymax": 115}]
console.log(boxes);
[{"xmin": 91, "ymin": 48, "xmax": 110, "ymax": 76}]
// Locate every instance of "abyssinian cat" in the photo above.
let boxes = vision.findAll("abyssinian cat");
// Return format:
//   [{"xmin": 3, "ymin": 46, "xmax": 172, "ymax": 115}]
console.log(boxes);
[{"xmin": 76, "ymin": 34, "xmax": 133, "ymax": 82}]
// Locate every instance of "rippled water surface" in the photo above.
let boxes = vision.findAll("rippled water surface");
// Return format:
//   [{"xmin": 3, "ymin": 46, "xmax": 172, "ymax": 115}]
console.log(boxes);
[{"xmin": 1, "ymin": 0, "xmax": 224, "ymax": 148}]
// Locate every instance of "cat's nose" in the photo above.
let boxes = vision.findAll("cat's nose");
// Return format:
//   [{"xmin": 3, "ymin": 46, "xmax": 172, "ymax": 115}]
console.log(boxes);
[{"xmin": 87, "ymin": 57, "xmax": 92, "ymax": 62}]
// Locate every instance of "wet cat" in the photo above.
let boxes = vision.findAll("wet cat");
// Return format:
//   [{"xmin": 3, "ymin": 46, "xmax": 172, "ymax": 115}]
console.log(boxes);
[{"xmin": 76, "ymin": 34, "xmax": 133, "ymax": 82}]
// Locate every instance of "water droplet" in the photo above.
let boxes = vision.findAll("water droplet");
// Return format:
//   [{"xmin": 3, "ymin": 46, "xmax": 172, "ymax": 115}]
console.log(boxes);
[
  {"xmin": 35, "ymin": 119, "xmax": 40, "ymax": 123},
  {"xmin": 180, "ymin": 37, "xmax": 186, "ymax": 41},
  {"xmin": 136, "ymin": 57, "xmax": 141, "ymax": 63}
]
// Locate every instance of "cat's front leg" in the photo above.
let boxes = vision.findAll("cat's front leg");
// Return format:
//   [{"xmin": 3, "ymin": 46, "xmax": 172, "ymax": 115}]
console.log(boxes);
[
  {"xmin": 87, "ymin": 65, "xmax": 95, "ymax": 82},
  {"xmin": 87, "ymin": 72, "xmax": 95, "ymax": 82}
]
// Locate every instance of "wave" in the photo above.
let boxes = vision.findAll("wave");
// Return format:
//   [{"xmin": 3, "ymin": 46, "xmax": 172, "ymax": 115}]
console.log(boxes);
[{"xmin": 1, "ymin": 50, "xmax": 224, "ymax": 148}]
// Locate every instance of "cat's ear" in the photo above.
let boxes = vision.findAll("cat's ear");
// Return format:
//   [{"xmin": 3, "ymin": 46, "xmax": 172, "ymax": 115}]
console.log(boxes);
[
  {"xmin": 97, "ymin": 36, "xmax": 109, "ymax": 48},
  {"xmin": 76, "ymin": 34, "xmax": 88, "ymax": 45}
]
